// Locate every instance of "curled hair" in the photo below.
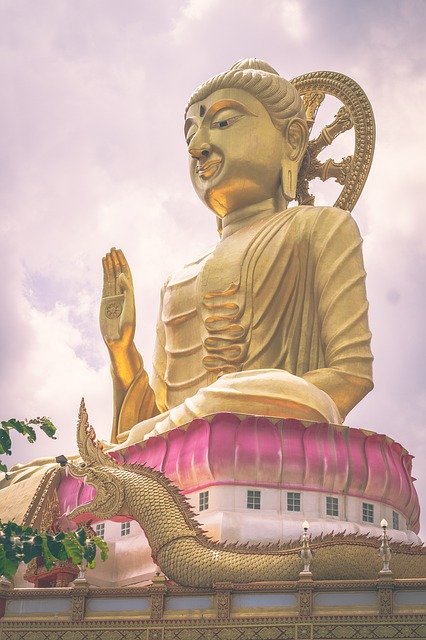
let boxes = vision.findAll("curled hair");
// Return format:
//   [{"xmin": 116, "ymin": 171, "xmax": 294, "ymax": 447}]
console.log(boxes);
[{"xmin": 185, "ymin": 58, "xmax": 305, "ymax": 131}]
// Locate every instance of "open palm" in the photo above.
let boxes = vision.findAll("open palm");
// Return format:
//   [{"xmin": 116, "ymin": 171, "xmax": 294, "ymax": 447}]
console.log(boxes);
[{"xmin": 100, "ymin": 247, "xmax": 136, "ymax": 352}]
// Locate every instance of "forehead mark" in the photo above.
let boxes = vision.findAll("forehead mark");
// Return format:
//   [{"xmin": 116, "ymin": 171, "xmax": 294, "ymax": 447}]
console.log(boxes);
[{"xmin": 184, "ymin": 99, "xmax": 259, "ymax": 137}]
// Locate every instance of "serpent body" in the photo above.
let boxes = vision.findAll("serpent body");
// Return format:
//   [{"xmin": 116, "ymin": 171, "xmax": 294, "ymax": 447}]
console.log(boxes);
[{"xmin": 70, "ymin": 461, "xmax": 426, "ymax": 587}]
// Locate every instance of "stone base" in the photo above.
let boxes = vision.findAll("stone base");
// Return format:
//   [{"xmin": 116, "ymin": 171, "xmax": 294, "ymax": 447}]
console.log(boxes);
[{"xmin": 1, "ymin": 576, "xmax": 425, "ymax": 639}]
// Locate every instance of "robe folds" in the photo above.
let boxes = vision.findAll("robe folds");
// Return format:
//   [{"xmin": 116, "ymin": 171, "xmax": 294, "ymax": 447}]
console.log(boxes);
[{"xmin": 116, "ymin": 206, "xmax": 373, "ymax": 445}]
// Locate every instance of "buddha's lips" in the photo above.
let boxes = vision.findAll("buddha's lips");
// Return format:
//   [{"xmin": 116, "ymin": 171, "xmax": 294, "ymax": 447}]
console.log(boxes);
[{"xmin": 196, "ymin": 159, "xmax": 221, "ymax": 178}]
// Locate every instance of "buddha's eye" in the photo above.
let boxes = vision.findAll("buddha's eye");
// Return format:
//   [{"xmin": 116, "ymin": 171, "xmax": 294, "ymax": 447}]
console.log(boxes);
[{"xmin": 211, "ymin": 114, "xmax": 243, "ymax": 130}]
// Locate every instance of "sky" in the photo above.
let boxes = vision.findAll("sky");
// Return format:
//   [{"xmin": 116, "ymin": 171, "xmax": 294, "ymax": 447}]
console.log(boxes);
[{"xmin": 1, "ymin": 0, "xmax": 426, "ymax": 536}]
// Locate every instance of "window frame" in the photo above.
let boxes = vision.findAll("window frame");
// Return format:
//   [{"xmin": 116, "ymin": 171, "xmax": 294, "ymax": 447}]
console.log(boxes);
[
  {"xmin": 287, "ymin": 491, "xmax": 301, "ymax": 512},
  {"xmin": 199, "ymin": 490, "xmax": 209, "ymax": 512},
  {"xmin": 362, "ymin": 502, "xmax": 374, "ymax": 524},
  {"xmin": 392, "ymin": 510, "xmax": 400, "ymax": 530},
  {"xmin": 247, "ymin": 489, "xmax": 261, "ymax": 510},
  {"xmin": 326, "ymin": 496, "xmax": 339, "ymax": 517}
]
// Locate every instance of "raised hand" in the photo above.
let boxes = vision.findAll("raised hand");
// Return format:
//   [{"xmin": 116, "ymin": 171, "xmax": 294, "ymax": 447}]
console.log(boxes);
[{"xmin": 100, "ymin": 248, "xmax": 136, "ymax": 353}]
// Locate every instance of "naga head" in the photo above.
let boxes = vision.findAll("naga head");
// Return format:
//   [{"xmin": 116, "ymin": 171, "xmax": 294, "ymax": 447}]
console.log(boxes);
[{"xmin": 66, "ymin": 399, "xmax": 126, "ymax": 522}]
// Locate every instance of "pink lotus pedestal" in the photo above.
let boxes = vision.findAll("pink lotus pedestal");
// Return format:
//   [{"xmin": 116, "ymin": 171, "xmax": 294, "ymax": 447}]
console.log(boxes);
[{"xmin": 56, "ymin": 414, "xmax": 421, "ymax": 586}]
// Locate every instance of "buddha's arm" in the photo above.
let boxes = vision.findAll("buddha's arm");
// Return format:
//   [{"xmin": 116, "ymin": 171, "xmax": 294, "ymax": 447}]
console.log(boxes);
[
  {"xmin": 110, "ymin": 348, "xmax": 159, "ymax": 444},
  {"xmin": 111, "ymin": 281, "xmax": 169, "ymax": 444},
  {"xmin": 100, "ymin": 249, "xmax": 159, "ymax": 443},
  {"xmin": 302, "ymin": 208, "xmax": 373, "ymax": 420}
]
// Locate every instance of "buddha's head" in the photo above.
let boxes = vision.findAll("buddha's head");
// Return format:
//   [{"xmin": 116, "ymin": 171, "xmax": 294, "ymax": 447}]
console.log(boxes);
[{"xmin": 185, "ymin": 58, "xmax": 308, "ymax": 220}]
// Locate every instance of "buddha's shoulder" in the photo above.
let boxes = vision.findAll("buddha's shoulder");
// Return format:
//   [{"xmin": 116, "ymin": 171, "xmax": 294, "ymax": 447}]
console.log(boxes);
[
  {"xmin": 284, "ymin": 205, "xmax": 353, "ymax": 225},
  {"xmin": 273, "ymin": 205, "xmax": 358, "ymax": 238}
]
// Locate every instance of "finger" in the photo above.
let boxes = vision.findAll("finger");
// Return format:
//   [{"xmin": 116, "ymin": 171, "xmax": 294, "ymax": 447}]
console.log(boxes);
[
  {"xmin": 102, "ymin": 257, "xmax": 109, "ymax": 298},
  {"xmin": 110, "ymin": 247, "xmax": 122, "ymax": 295},
  {"xmin": 118, "ymin": 272, "xmax": 133, "ymax": 295},
  {"xmin": 117, "ymin": 249, "xmax": 133, "ymax": 285},
  {"xmin": 105, "ymin": 253, "xmax": 115, "ymax": 296}
]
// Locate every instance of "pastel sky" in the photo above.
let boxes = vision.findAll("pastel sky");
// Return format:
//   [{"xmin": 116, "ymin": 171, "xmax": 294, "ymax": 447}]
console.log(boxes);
[{"xmin": 2, "ymin": 0, "xmax": 425, "ymax": 535}]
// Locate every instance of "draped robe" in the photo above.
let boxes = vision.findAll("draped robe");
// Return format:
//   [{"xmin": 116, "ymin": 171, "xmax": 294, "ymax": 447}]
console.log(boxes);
[{"xmin": 116, "ymin": 205, "xmax": 373, "ymax": 445}]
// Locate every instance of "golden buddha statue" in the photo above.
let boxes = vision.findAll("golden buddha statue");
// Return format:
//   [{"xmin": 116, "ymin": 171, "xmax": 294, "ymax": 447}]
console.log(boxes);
[
  {"xmin": 6, "ymin": 61, "xmax": 426, "ymax": 587},
  {"xmin": 101, "ymin": 58, "xmax": 374, "ymax": 449}
]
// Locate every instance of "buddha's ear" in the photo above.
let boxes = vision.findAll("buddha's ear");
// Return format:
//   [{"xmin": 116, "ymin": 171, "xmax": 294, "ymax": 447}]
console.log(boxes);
[{"xmin": 281, "ymin": 118, "xmax": 309, "ymax": 201}]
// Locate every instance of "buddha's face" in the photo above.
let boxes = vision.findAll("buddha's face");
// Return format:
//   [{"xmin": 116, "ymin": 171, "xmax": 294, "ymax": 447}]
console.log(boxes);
[{"xmin": 185, "ymin": 88, "xmax": 285, "ymax": 217}]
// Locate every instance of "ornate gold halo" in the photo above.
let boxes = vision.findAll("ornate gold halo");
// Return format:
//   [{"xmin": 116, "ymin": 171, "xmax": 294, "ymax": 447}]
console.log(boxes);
[{"xmin": 291, "ymin": 71, "xmax": 376, "ymax": 212}]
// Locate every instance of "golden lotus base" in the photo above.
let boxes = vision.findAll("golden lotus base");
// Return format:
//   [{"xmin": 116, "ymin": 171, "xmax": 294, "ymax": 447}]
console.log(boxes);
[{"xmin": 1, "ymin": 576, "xmax": 425, "ymax": 639}]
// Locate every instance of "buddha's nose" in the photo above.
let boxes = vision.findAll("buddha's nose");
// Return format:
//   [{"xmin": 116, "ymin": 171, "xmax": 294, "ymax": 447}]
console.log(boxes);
[{"xmin": 189, "ymin": 143, "xmax": 211, "ymax": 160}]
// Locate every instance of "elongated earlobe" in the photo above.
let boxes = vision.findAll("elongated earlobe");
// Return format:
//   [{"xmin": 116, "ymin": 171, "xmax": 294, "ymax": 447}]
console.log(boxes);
[
  {"xmin": 281, "ymin": 118, "xmax": 308, "ymax": 201},
  {"xmin": 281, "ymin": 162, "xmax": 298, "ymax": 201}
]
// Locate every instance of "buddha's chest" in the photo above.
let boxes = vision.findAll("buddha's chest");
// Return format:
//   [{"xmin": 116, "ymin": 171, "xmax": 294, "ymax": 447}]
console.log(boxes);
[
  {"xmin": 162, "ymin": 225, "xmax": 259, "ymax": 329},
  {"xmin": 161, "ymin": 219, "xmax": 293, "ymax": 379}
]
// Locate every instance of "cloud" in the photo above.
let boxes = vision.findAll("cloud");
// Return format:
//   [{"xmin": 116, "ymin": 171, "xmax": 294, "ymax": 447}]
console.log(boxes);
[
  {"xmin": 281, "ymin": 0, "xmax": 309, "ymax": 41},
  {"xmin": 171, "ymin": 0, "xmax": 221, "ymax": 43}
]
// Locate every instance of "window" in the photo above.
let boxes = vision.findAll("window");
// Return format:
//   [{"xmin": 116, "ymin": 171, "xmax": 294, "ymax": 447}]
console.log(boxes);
[
  {"xmin": 362, "ymin": 502, "xmax": 374, "ymax": 523},
  {"xmin": 199, "ymin": 490, "xmax": 209, "ymax": 511},
  {"xmin": 247, "ymin": 490, "xmax": 261, "ymax": 509},
  {"xmin": 326, "ymin": 496, "xmax": 339, "ymax": 517},
  {"xmin": 287, "ymin": 492, "xmax": 301, "ymax": 512},
  {"xmin": 121, "ymin": 522, "xmax": 131, "ymax": 536},
  {"xmin": 392, "ymin": 511, "xmax": 400, "ymax": 530},
  {"xmin": 95, "ymin": 523, "xmax": 105, "ymax": 539}
]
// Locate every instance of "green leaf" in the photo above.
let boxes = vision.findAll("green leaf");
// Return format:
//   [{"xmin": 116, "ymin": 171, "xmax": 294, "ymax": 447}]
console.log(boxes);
[
  {"xmin": 34, "ymin": 418, "xmax": 57, "ymax": 439},
  {"xmin": 0, "ymin": 460, "xmax": 8, "ymax": 473},
  {"xmin": 83, "ymin": 541, "xmax": 96, "ymax": 565},
  {"xmin": 0, "ymin": 544, "xmax": 5, "ymax": 576},
  {"xmin": 54, "ymin": 531, "xmax": 65, "ymax": 542},
  {"xmin": 93, "ymin": 536, "xmax": 109, "ymax": 561},
  {"xmin": 3, "ymin": 555, "xmax": 19, "ymax": 580},
  {"xmin": 0, "ymin": 519, "xmax": 110, "ymax": 577},
  {"xmin": 4, "ymin": 522, "xmax": 22, "ymax": 537},
  {"xmin": 40, "ymin": 534, "xmax": 55, "ymax": 570},
  {"xmin": 76, "ymin": 528, "xmax": 87, "ymax": 546},
  {"xmin": 0, "ymin": 541, "xmax": 20, "ymax": 580},
  {"xmin": 22, "ymin": 541, "xmax": 38, "ymax": 564},
  {"xmin": 0, "ymin": 428, "xmax": 12, "ymax": 455},
  {"xmin": 4, "ymin": 419, "xmax": 37, "ymax": 443},
  {"xmin": 62, "ymin": 534, "xmax": 83, "ymax": 565},
  {"xmin": 46, "ymin": 535, "xmax": 67, "ymax": 561},
  {"xmin": 21, "ymin": 423, "xmax": 37, "ymax": 443},
  {"xmin": 2, "ymin": 419, "xmax": 20, "ymax": 433}
]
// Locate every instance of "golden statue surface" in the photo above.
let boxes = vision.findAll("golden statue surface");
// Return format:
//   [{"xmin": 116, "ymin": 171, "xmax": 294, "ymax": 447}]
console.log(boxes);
[{"xmin": 101, "ymin": 58, "xmax": 374, "ymax": 448}]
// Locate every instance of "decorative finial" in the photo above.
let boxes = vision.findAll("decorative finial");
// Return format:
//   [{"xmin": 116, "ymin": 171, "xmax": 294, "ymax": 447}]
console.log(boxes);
[
  {"xmin": 379, "ymin": 518, "xmax": 392, "ymax": 575},
  {"xmin": 300, "ymin": 521, "xmax": 312, "ymax": 576}
]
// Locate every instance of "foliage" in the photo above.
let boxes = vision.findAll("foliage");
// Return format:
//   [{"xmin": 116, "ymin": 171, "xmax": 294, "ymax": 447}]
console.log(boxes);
[
  {"xmin": 0, "ymin": 414, "xmax": 109, "ymax": 581},
  {"xmin": 0, "ymin": 417, "xmax": 57, "ymax": 473},
  {"xmin": 0, "ymin": 520, "xmax": 109, "ymax": 579}
]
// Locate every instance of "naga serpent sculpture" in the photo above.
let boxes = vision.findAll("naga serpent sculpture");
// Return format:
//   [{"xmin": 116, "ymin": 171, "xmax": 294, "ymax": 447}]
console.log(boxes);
[{"xmin": 66, "ymin": 400, "xmax": 426, "ymax": 587}]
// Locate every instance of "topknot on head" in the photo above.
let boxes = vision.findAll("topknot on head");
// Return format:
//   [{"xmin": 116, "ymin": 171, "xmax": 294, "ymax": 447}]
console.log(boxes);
[{"xmin": 230, "ymin": 58, "xmax": 279, "ymax": 75}]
